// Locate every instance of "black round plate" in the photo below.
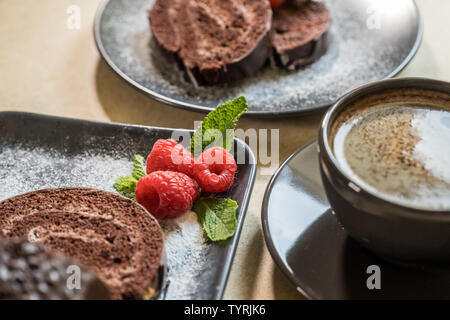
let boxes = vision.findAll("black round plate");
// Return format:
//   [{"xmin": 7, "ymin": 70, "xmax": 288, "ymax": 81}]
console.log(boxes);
[
  {"xmin": 94, "ymin": 0, "xmax": 422, "ymax": 117},
  {"xmin": 262, "ymin": 140, "xmax": 450, "ymax": 299}
]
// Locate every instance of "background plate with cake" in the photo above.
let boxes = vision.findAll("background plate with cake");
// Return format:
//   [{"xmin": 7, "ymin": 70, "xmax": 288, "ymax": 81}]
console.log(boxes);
[{"xmin": 94, "ymin": 0, "xmax": 422, "ymax": 116}]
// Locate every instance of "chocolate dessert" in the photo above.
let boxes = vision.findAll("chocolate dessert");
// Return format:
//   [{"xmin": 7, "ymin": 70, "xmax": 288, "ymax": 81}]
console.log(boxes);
[
  {"xmin": 149, "ymin": 0, "xmax": 272, "ymax": 85},
  {"xmin": 0, "ymin": 188, "xmax": 165, "ymax": 300},
  {"xmin": 0, "ymin": 238, "xmax": 110, "ymax": 300},
  {"xmin": 272, "ymin": 1, "xmax": 331, "ymax": 70}
]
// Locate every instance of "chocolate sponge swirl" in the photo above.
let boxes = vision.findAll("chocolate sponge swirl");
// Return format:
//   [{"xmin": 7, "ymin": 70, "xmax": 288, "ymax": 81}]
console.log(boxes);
[
  {"xmin": 0, "ymin": 188, "xmax": 164, "ymax": 300},
  {"xmin": 149, "ymin": 0, "xmax": 272, "ymax": 85}
]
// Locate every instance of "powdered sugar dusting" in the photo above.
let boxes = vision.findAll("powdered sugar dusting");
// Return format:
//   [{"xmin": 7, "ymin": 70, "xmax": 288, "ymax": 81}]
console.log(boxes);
[
  {"xmin": 0, "ymin": 146, "xmax": 131, "ymax": 198},
  {"xmin": 159, "ymin": 211, "xmax": 209, "ymax": 300},
  {"xmin": 98, "ymin": 0, "xmax": 420, "ymax": 114}
]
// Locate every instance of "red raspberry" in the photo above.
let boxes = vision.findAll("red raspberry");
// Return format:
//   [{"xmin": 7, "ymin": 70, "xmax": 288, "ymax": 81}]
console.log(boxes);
[
  {"xmin": 193, "ymin": 147, "xmax": 237, "ymax": 193},
  {"xmin": 146, "ymin": 139, "xmax": 194, "ymax": 177},
  {"xmin": 135, "ymin": 171, "xmax": 199, "ymax": 219},
  {"xmin": 269, "ymin": 0, "xmax": 284, "ymax": 8}
]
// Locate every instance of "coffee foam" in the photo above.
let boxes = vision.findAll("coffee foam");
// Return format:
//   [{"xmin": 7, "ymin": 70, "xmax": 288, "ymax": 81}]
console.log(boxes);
[{"xmin": 330, "ymin": 89, "xmax": 450, "ymax": 211}]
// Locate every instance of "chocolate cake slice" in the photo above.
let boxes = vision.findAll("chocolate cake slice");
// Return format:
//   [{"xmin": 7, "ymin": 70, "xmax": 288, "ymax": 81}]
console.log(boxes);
[
  {"xmin": 149, "ymin": 0, "xmax": 272, "ymax": 86},
  {"xmin": 0, "ymin": 188, "xmax": 165, "ymax": 300},
  {"xmin": 0, "ymin": 238, "xmax": 110, "ymax": 300},
  {"xmin": 272, "ymin": 1, "xmax": 331, "ymax": 70}
]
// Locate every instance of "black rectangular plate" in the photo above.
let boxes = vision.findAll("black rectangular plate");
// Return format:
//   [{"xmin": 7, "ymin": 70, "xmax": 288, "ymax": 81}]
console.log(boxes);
[{"xmin": 0, "ymin": 112, "xmax": 256, "ymax": 300}]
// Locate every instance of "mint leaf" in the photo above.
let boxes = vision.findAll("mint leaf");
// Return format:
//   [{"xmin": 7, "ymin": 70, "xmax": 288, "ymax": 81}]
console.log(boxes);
[
  {"xmin": 114, "ymin": 176, "xmax": 138, "ymax": 201},
  {"xmin": 113, "ymin": 154, "xmax": 145, "ymax": 201},
  {"xmin": 131, "ymin": 154, "xmax": 146, "ymax": 180},
  {"xmin": 193, "ymin": 198, "xmax": 238, "ymax": 242},
  {"xmin": 190, "ymin": 96, "xmax": 248, "ymax": 156}
]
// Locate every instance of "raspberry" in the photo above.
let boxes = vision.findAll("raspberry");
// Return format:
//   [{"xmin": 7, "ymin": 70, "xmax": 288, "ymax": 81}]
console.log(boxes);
[
  {"xmin": 146, "ymin": 139, "xmax": 194, "ymax": 177},
  {"xmin": 135, "ymin": 171, "xmax": 199, "ymax": 219},
  {"xmin": 193, "ymin": 147, "xmax": 237, "ymax": 193},
  {"xmin": 269, "ymin": 0, "xmax": 284, "ymax": 8}
]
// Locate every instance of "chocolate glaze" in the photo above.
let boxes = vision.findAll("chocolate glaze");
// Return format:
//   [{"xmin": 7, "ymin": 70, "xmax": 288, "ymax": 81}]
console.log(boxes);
[
  {"xmin": 272, "ymin": 1, "xmax": 331, "ymax": 70},
  {"xmin": 149, "ymin": 0, "xmax": 272, "ymax": 86},
  {"xmin": 0, "ymin": 188, "xmax": 165, "ymax": 300},
  {"xmin": 0, "ymin": 238, "xmax": 110, "ymax": 300}
]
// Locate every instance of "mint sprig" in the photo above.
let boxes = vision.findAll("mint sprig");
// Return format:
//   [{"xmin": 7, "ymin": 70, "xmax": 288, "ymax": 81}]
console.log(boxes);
[
  {"xmin": 193, "ymin": 198, "xmax": 238, "ymax": 242},
  {"xmin": 113, "ymin": 97, "xmax": 247, "ymax": 243},
  {"xmin": 113, "ymin": 154, "xmax": 145, "ymax": 201},
  {"xmin": 190, "ymin": 96, "xmax": 248, "ymax": 157},
  {"xmin": 130, "ymin": 154, "xmax": 146, "ymax": 180}
]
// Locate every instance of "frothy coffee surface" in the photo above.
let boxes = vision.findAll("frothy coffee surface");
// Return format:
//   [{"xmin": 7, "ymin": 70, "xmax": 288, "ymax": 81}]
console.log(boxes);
[{"xmin": 331, "ymin": 89, "xmax": 450, "ymax": 211}]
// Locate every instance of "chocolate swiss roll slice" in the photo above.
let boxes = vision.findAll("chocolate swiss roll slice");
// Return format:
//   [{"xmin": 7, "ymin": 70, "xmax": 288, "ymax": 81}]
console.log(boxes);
[
  {"xmin": 0, "ymin": 188, "xmax": 165, "ymax": 300},
  {"xmin": 149, "ymin": 0, "xmax": 273, "ymax": 86},
  {"xmin": 272, "ymin": 1, "xmax": 331, "ymax": 70}
]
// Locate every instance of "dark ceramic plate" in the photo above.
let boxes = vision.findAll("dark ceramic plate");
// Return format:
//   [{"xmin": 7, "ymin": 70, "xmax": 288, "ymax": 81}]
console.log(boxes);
[
  {"xmin": 0, "ymin": 112, "xmax": 256, "ymax": 300},
  {"xmin": 262, "ymin": 140, "xmax": 450, "ymax": 299},
  {"xmin": 94, "ymin": 0, "xmax": 422, "ymax": 117}
]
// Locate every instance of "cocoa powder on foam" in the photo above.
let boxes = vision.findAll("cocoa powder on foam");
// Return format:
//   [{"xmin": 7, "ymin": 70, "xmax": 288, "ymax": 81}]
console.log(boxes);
[
  {"xmin": 330, "ymin": 88, "xmax": 450, "ymax": 142},
  {"xmin": 330, "ymin": 89, "xmax": 450, "ymax": 209},
  {"xmin": 0, "ymin": 188, "xmax": 164, "ymax": 300}
]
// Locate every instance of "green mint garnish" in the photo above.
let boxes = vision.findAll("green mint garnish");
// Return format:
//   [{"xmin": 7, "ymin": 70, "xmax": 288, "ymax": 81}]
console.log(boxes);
[
  {"xmin": 190, "ymin": 96, "xmax": 248, "ymax": 157},
  {"xmin": 130, "ymin": 154, "xmax": 146, "ymax": 180},
  {"xmin": 193, "ymin": 198, "xmax": 238, "ymax": 242},
  {"xmin": 113, "ymin": 154, "xmax": 145, "ymax": 201},
  {"xmin": 114, "ymin": 96, "xmax": 247, "ymax": 244}
]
